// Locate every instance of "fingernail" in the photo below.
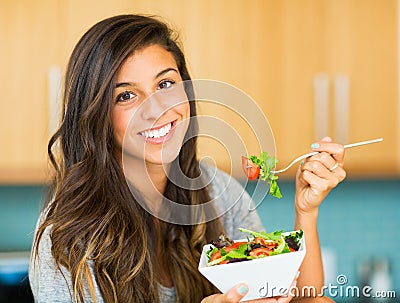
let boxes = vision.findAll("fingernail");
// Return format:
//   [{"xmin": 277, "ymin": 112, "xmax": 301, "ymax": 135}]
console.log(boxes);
[
  {"xmin": 311, "ymin": 143, "xmax": 319, "ymax": 149},
  {"xmin": 237, "ymin": 284, "xmax": 249, "ymax": 295}
]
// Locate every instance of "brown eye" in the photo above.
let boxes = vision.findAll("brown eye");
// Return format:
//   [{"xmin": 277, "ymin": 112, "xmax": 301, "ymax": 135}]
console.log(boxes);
[
  {"xmin": 157, "ymin": 80, "xmax": 175, "ymax": 90},
  {"xmin": 116, "ymin": 91, "xmax": 136, "ymax": 103}
]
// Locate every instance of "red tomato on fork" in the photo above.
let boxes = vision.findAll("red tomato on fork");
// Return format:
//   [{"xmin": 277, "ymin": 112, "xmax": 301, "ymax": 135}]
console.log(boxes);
[{"xmin": 241, "ymin": 156, "xmax": 260, "ymax": 180}]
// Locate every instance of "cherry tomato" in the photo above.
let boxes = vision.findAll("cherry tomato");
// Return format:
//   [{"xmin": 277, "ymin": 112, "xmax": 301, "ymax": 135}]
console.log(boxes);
[
  {"xmin": 242, "ymin": 156, "xmax": 260, "ymax": 180},
  {"xmin": 210, "ymin": 250, "xmax": 221, "ymax": 262},
  {"xmin": 249, "ymin": 247, "xmax": 272, "ymax": 258},
  {"xmin": 229, "ymin": 241, "xmax": 248, "ymax": 249},
  {"xmin": 210, "ymin": 242, "xmax": 247, "ymax": 264},
  {"xmin": 254, "ymin": 237, "xmax": 277, "ymax": 248}
]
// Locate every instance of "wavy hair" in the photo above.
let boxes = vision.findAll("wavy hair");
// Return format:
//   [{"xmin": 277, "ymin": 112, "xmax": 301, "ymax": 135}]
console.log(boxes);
[{"xmin": 33, "ymin": 14, "xmax": 224, "ymax": 302}]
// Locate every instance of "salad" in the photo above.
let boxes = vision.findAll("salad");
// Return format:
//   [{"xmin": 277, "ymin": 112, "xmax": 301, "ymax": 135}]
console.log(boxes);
[
  {"xmin": 206, "ymin": 228, "xmax": 303, "ymax": 266},
  {"xmin": 241, "ymin": 152, "xmax": 282, "ymax": 198}
]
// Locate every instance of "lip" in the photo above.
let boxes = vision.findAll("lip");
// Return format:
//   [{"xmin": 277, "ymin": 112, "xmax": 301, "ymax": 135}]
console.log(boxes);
[
  {"xmin": 138, "ymin": 120, "xmax": 175, "ymax": 134},
  {"xmin": 137, "ymin": 120, "xmax": 177, "ymax": 144}
]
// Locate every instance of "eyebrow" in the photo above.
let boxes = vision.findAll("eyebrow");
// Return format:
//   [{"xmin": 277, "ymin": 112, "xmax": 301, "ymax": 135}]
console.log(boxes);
[{"xmin": 115, "ymin": 67, "xmax": 179, "ymax": 88}]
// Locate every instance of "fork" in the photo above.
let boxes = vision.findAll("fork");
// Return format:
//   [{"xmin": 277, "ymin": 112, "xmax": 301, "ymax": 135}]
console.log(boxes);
[{"xmin": 271, "ymin": 138, "xmax": 383, "ymax": 174}]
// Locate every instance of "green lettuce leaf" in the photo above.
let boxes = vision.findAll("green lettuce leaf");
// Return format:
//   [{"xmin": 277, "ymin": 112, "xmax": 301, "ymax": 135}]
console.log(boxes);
[{"xmin": 249, "ymin": 152, "xmax": 282, "ymax": 198}]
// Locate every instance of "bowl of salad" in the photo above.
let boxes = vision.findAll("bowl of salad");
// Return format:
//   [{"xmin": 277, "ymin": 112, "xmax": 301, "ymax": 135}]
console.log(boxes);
[{"xmin": 198, "ymin": 228, "xmax": 306, "ymax": 301}]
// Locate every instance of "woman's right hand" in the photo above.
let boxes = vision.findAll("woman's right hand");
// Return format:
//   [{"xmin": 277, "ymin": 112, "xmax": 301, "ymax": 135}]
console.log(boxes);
[{"xmin": 201, "ymin": 283, "xmax": 294, "ymax": 303}]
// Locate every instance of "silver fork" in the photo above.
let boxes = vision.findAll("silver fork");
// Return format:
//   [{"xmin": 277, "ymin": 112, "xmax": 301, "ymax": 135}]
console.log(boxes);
[{"xmin": 271, "ymin": 138, "xmax": 383, "ymax": 174}]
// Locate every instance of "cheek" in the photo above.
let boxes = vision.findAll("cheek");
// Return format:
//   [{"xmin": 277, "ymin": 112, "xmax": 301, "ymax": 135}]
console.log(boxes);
[
  {"xmin": 177, "ymin": 101, "xmax": 190, "ymax": 133},
  {"xmin": 179, "ymin": 101, "xmax": 190, "ymax": 118},
  {"xmin": 112, "ymin": 110, "xmax": 130, "ymax": 146}
]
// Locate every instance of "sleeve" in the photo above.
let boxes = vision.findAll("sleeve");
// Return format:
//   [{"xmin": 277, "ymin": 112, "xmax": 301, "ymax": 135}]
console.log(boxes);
[
  {"xmin": 29, "ymin": 225, "xmax": 75, "ymax": 303},
  {"xmin": 205, "ymin": 165, "xmax": 265, "ymax": 240},
  {"xmin": 29, "ymin": 217, "xmax": 104, "ymax": 303}
]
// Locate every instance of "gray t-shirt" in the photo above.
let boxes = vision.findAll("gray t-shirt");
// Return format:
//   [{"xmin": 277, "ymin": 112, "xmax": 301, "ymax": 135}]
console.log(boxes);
[{"xmin": 29, "ymin": 166, "xmax": 264, "ymax": 302}]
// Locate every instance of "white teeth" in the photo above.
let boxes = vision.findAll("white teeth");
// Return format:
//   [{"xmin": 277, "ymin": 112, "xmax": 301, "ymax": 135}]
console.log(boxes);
[
  {"xmin": 159, "ymin": 128, "xmax": 166, "ymax": 137},
  {"xmin": 141, "ymin": 123, "xmax": 172, "ymax": 139}
]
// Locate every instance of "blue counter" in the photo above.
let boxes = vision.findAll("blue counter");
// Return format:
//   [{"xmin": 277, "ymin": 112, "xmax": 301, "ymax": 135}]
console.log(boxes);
[{"xmin": 0, "ymin": 178, "xmax": 399, "ymax": 302}]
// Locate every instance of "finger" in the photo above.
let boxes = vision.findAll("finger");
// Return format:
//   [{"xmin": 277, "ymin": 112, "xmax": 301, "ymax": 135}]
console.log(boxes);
[
  {"xmin": 302, "ymin": 155, "xmax": 346, "ymax": 182},
  {"xmin": 224, "ymin": 283, "xmax": 249, "ymax": 303},
  {"xmin": 302, "ymin": 160, "xmax": 343, "ymax": 188},
  {"xmin": 320, "ymin": 136, "xmax": 332, "ymax": 143},
  {"xmin": 306, "ymin": 152, "xmax": 337, "ymax": 172},
  {"xmin": 201, "ymin": 285, "xmax": 247, "ymax": 303},
  {"xmin": 301, "ymin": 159, "xmax": 333, "ymax": 179},
  {"xmin": 326, "ymin": 162, "xmax": 346, "ymax": 182},
  {"xmin": 201, "ymin": 294, "xmax": 220, "ymax": 303},
  {"xmin": 310, "ymin": 141, "xmax": 345, "ymax": 163},
  {"xmin": 301, "ymin": 169, "xmax": 334, "ymax": 195}
]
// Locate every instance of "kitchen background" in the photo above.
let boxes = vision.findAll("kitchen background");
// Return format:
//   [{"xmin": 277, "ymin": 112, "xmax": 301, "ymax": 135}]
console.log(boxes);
[{"xmin": 1, "ymin": 0, "xmax": 399, "ymax": 302}]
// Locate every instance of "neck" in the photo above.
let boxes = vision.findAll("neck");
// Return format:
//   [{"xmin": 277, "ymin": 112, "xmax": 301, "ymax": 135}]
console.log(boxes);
[
  {"xmin": 121, "ymin": 153, "xmax": 171, "ymax": 214},
  {"xmin": 145, "ymin": 162, "xmax": 169, "ymax": 195}
]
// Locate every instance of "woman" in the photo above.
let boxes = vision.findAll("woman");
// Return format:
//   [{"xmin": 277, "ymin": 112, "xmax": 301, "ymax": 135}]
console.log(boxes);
[{"xmin": 29, "ymin": 14, "xmax": 345, "ymax": 303}]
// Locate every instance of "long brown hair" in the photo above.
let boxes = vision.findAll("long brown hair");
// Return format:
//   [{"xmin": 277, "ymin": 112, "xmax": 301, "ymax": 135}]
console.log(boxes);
[{"xmin": 33, "ymin": 14, "xmax": 223, "ymax": 302}]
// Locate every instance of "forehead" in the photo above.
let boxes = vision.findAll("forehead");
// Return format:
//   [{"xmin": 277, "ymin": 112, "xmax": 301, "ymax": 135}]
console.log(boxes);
[{"xmin": 116, "ymin": 44, "xmax": 178, "ymax": 81}]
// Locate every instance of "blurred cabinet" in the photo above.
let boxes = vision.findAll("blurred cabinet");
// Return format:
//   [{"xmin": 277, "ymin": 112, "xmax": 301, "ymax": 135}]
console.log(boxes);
[
  {"xmin": 289, "ymin": 0, "xmax": 398, "ymax": 178},
  {"xmin": 0, "ymin": 0, "xmax": 166, "ymax": 183},
  {"xmin": 307, "ymin": 0, "xmax": 397, "ymax": 178},
  {"xmin": 0, "ymin": 1, "xmax": 60, "ymax": 183},
  {"xmin": 190, "ymin": 0, "xmax": 399, "ymax": 178},
  {"xmin": 0, "ymin": 0, "xmax": 398, "ymax": 183}
]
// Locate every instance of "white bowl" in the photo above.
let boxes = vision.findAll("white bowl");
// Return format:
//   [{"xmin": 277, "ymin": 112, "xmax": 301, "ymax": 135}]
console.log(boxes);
[{"xmin": 198, "ymin": 231, "xmax": 306, "ymax": 301}]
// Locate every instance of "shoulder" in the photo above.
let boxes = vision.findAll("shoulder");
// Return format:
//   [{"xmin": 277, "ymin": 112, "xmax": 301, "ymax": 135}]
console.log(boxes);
[
  {"xmin": 200, "ymin": 163, "xmax": 245, "ymax": 200},
  {"xmin": 29, "ymin": 214, "xmax": 104, "ymax": 302},
  {"xmin": 29, "ymin": 221, "xmax": 75, "ymax": 302}
]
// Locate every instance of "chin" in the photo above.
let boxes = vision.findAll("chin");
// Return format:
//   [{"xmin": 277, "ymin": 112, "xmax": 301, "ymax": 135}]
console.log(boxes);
[{"xmin": 146, "ymin": 151, "xmax": 180, "ymax": 165}]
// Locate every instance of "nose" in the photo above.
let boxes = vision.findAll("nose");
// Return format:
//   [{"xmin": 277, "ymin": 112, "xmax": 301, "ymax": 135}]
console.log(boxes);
[{"xmin": 139, "ymin": 91, "xmax": 170, "ymax": 121}]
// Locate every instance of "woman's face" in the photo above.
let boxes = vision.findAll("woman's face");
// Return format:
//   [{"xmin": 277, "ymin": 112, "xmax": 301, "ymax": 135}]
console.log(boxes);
[{"xmin": 112, "ymin": 44, "xmax": 190, "ymax": 165}]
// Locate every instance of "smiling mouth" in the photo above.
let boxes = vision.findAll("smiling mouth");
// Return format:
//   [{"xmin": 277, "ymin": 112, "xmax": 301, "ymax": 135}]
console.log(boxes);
[{"xmin": 138, "ymin": 121, "xmax": 175, "ymax": 139}]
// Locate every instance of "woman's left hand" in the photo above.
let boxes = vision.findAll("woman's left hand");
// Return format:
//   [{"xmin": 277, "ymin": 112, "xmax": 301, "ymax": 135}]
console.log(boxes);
[{"xmin": 295, "ymin": 137, "xmax": 346, "ymax": 215}]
